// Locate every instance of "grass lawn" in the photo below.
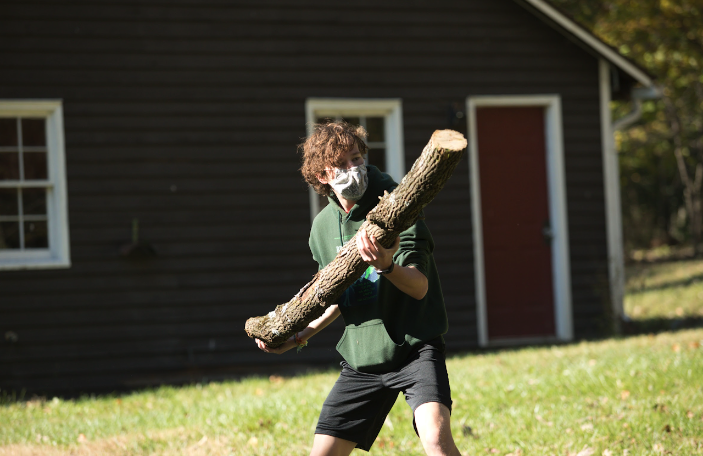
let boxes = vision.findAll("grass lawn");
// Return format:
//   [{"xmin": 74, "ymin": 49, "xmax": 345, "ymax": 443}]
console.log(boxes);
[
  {"xmin": 2, "ymin": 260, "xmax": 703, "ymax": 455},
  {"xmin": 625, "ymin": 258, "xmax": 703, "ymax": 320}
]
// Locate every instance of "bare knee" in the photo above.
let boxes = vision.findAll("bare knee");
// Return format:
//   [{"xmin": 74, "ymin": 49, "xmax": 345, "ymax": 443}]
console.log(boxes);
[
  {"xmin": 310, "ymin": 434, "xmax": 356, "ymax": 456},
  {"xmin": 414, "ymin": 402, "xmax": 461, "ymax": 456},
  {"xmin": 419, "ymin": 422, "xmax": 453, "ymax": 455},
  {"xmin": 421, "ymin": 431, "xmax": 447, "ymax": 454}
]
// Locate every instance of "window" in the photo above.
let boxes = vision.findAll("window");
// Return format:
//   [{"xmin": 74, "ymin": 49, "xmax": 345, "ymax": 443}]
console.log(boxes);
[
  {"xmin": 305, "ymin": 99, "xmax": 405, "ymax": 221},
  {"xmin": 0, "ymin": 100, "xmax": 70, "ymax": 270}
]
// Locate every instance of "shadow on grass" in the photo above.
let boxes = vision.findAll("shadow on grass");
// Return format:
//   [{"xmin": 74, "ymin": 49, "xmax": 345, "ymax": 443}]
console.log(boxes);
[
  {"xmin": 0, "ymin": 361, "xmax": 343, "ymax": 406},
  {"xmin": 621, "ymin": 315, "xmax": 703, "ymax": 335},
  {"xmin": 626, "ymin": 272, "xmax": 703, "ymax": 295}
]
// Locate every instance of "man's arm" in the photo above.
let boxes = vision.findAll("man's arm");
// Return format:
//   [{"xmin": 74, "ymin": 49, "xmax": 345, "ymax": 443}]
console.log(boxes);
[
  {"xmin": 255, "ymin": 304, "xmax": 341, "ymax": 354},
  {"xmin": 356, "ymin": 229, "xmax": 429, "ymax": 300}
]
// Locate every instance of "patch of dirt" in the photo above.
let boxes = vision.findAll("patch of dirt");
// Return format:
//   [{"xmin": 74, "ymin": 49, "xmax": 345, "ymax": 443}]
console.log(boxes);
[
  {"xmin": 0, "ymin": 435, "xmax": 131, "ymax": 456},
  {"xmin": 0, "ymin": 429, "xmax": 263, "ymax": 456}
]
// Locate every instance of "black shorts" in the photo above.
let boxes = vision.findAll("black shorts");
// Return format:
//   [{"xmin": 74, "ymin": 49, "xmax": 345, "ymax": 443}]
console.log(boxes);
[{"xmin": 315, "ymin": 339, "xmax": 452, "ymax": 452}]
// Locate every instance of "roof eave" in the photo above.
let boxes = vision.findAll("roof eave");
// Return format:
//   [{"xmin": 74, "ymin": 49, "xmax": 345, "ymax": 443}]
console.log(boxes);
[{"xmin": 516, "ymin": 0, "xmax": 655, "ymax": 88}]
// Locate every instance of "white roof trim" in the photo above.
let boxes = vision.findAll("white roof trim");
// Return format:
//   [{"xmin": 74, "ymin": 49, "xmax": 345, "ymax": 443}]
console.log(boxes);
[{"xmin": 520, "ymin": 0, "xmax": 655, "ymax": 87}]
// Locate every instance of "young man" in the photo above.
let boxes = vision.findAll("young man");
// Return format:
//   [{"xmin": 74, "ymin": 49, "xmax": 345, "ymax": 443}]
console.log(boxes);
[{"xmin": 256, "ymin": 121, "xmax": 461, "ymax": 456}]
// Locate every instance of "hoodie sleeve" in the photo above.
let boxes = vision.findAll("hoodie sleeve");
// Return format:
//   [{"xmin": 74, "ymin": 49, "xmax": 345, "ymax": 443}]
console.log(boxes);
[
  {"xmin": 392, "ymin": 215, "xmax": 434, "ymax": 278},
  {"xmin": 308, "ymin": 213, "xmax": 325, "ymax": 271},
  {"xmin": 309, "ymin": 227, "xmax": 325, "ymax": 271},
  {"xmin": 309, "ymin": 236, "xmax": 320, "ymax": 271}
]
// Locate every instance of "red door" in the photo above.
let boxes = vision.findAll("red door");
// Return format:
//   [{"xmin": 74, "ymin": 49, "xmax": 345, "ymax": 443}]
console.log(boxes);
[{"xmin": 476, "ymin": 106, "xmax": 555, "ymax": 340}]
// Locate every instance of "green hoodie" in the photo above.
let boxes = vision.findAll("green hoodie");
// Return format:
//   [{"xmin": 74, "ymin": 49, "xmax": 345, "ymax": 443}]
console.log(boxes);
[{"xmin": 309, "ymin": 165, "xmax": 448, "ymax": 374}]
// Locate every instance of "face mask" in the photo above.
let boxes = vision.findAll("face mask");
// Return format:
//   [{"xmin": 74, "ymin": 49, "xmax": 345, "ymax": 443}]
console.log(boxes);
[{"xmin": 328, "ymin": 164, "xmax": 368, "ymax": 201}]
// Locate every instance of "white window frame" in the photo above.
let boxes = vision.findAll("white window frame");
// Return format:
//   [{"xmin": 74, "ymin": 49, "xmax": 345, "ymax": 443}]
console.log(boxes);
[
  {"xmin": 305, "ymin": 98, "xmax": 405, "ymax": 223},
  {"xmin": 466, "ymin": 94, "xmax": 573, "ymax": 346},
  {"xmin": 0, "ymin": 100, "xmax": 70, "ymax": 270}
]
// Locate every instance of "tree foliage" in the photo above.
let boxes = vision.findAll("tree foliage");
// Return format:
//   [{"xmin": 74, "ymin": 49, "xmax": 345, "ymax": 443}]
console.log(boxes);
[{"xmin": 552, "ymin": 0, "xmax": 703, "ymax": 252}]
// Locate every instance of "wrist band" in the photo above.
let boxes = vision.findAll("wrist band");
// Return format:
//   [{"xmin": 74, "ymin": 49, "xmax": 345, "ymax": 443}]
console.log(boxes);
[
  {"xmin": 376, "ymin": 261, "xmax": 395, "ymax": 275},
  {"xmin": 294, "ymin": 332, "xmax": 308, "ymax": 353}
]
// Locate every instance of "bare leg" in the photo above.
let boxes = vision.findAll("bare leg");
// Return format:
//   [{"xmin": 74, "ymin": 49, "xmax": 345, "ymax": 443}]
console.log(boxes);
[
  {"xmin": 414, "ymin": 402, "xmax": 462, "ymax": 456},
  {"xmin": 310, "ymin": 434, "xmax": 357, "ymax": 456}
]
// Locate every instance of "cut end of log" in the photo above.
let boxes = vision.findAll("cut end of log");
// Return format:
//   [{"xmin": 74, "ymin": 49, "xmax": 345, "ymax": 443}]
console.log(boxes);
[
  {"xmin": 431, "ymin": 130, "xmax": 467, "ymax": 151},
  {"xmin": 244, "ymin": 318, "xmax": 257, "ymax": 338}
]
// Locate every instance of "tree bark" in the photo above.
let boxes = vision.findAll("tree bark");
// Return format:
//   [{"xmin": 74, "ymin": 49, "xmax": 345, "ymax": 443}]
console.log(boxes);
[
  {"xmin": 664, "ymin": 96, "xmax": 703, "ymax": 255},
  {"xmin": 244, "ymin": 129, "xmax": 467, "ymax": 347}
]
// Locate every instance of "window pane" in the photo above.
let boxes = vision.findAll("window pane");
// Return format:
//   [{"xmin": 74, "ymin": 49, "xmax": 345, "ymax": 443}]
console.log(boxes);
[
  {"xmin": 21, "ymin": 119, "xmax": 46, "ymax": 146},
  {"xmin": 0, "ymin": 222, "xmax": 20, "ymax": 249},
  {"xmin": 0, "ymin": 119, "xmax": 18, "ymax": 146},
  {"xmin": 24, "ymin": 221, "xmax": 48, "ymax": 248},
  {"xmin": 23, "ymin": 152, "xmax": 48, "ymax": 180},
  {"xmin": 22, "ymin": 188, "xmax": 47, "ymax": 215},
  {"xmin": 366, "ymin": 117, "xmax": 385, "ymax": 142},
  {"xmin": 367, "ymin": 148, "xmax": 386, "ymax": 173},
  {"xmin": 0, "ymin": 189, "xmax": 18, "ymax": 216},
  {"xmin": 0, "ymin": 152, "xmax": 20, "ymax": 180},
  {"xmin": 343, "ymin": 117, "xmax": 360, "ymax": 127}
]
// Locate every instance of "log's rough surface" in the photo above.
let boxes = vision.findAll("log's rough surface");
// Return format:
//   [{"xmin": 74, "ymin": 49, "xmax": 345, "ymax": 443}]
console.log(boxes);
[{"xmin": 244, "ymin": 130, "xmax": 467, "ymax": 347}]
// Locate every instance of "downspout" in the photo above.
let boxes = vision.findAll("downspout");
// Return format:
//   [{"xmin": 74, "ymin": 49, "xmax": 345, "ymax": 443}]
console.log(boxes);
[
  {"xmin": 613, "ymin": 86, "xmax": 662, "ymax": 132},
  {"xmin": 608, "ymin": 83, "xmax": 662, "ymax": 329}
]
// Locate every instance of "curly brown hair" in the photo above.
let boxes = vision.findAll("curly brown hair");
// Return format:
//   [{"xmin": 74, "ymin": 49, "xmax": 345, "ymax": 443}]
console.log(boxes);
[{"xmin": 299, "ymin": 120, "xmax": 368, "ymax": 196}]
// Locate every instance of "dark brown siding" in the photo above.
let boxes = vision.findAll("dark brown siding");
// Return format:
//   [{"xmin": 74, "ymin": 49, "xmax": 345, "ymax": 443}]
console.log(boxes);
[{"xmin": 0, "ymin": 0, "xmax": 611, "ymax": 393}]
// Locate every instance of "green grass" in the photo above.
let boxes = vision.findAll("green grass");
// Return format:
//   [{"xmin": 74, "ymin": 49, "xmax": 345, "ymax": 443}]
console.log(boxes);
[
  {"xmin": 2, "ymin": 259, "xmax": 703, "ymax": 455},
  {"xmin": 625, "ymin": 259, "xmax": 703, "ymax": 319},
  {"xmin": 1, "ymin": 331, "xmax": 702, "ymax": 455}
]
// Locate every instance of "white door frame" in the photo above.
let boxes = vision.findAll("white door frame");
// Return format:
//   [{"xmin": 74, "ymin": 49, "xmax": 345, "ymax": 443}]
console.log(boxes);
[{"xmin": 466, "ymin": 95, "xmax": 573, "ymax": 347}]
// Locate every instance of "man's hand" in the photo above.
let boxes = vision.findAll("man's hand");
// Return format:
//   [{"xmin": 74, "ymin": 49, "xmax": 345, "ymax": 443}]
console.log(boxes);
[
  {"xmin": 356, "ymin": 229, "xmax": 400, "ymax": 271},
  {"xmin": 356, "ymin": 229, "xmax": 428, "ymax": 300},
  {"xmin": 255, "ymin": 337, "xmax": 297, "ymax": 355},
  {"xmin": 253, "ymin": 305, "xmax": 341, "ymax": 357}
]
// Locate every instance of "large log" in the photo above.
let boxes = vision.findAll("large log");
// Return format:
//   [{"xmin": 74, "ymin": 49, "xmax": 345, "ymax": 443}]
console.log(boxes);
[{"xmin": 245, "ymin": 130, "xmax": 467, "ymax": 347}]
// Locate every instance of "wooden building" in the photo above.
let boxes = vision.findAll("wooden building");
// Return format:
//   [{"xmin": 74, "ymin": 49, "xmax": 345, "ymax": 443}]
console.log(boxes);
[{"xmin": 0, "ymin": 0, "xmax": 656, "ymax": 394}]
